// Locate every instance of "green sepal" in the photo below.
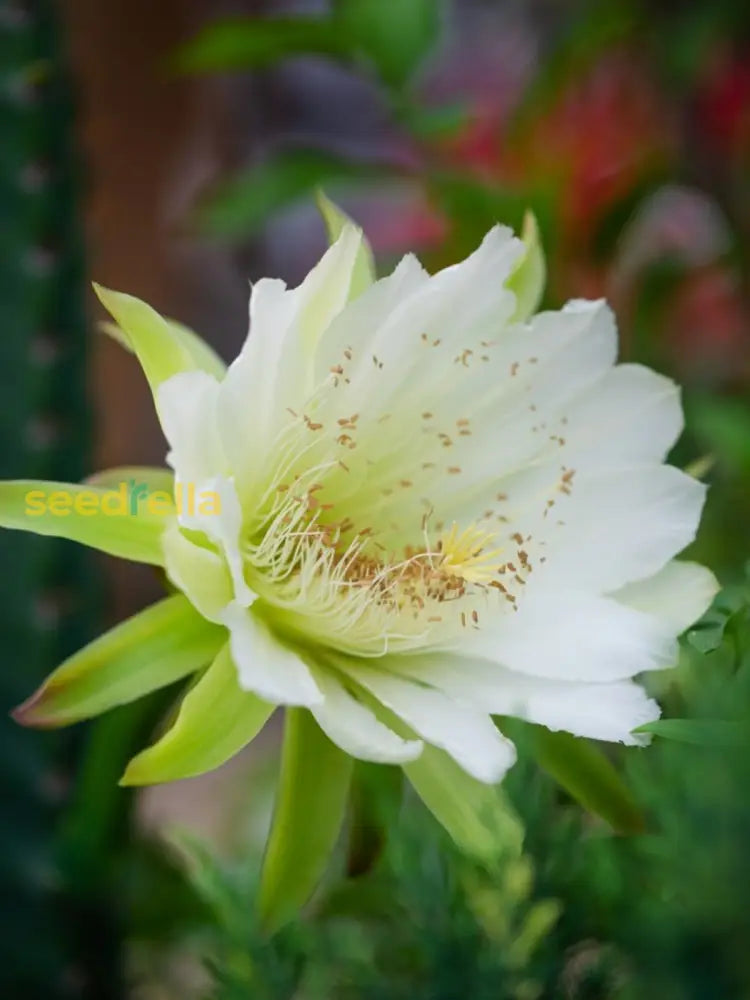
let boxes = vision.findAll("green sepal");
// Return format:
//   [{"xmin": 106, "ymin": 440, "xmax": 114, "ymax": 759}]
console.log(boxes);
[
  {"xmin": 121, "ymin": 643, "xmax": 273, "ymax": 785},
  {"xmin": 100, "ymin": 314, "xmax": 226, "ymax": 381},
  {"xmin": 527, "ymin": 726, "xmax": 644, "ymax": 834},
  {"xmin": 0, "ymin": 478, "xmax": 167, "ymax": 565},
  {"xmin": 86, "ymin": 466, "xmax": 175, "ymax": 497},
  {"xmin": 13, "ymin": 594, "xmax": 222, "ymax": 728},
  {"xmin": 404, "ymin": 745, "xmax": 524, "ymax": 865},
  {"xmin": 634, "ymin": 718, "xmax": 745, "ymax": 747},
  {"xmin": 259, "ymin": 708, "xmax": 353, "ymax": 933},
  {"xmin": 94, "ymin": 285, "xmax": 225, "ymax": 408},
  {"xmin": 316, "ymin": 190, "xmax": 376, "ymax": 298},
  {"xmin": 507, "ymin": 210, "xmax": 545, "ymax": 322}
]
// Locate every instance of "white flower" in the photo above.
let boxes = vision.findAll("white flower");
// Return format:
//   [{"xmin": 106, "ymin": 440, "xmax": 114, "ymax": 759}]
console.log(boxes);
[
  {"xmin": 4, "ymin": 209, "xmax": 717, "ymax": 799},
  {"xmin": 128, "ymin": 216, "xmax": 714, "ymax": 784}
]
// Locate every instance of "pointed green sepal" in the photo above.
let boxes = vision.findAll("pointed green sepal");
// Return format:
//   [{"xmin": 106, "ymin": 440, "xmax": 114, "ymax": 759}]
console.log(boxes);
[
  {"xmin": 100, "ymin": 314, "xmax": 226, "ymax": 380},
  {"xmin": 13, "ymin": 594, "xmax": 223, "ymax": 728},
  {"xmin": 94, "ymin": 285, "xmax": 226, "ymax": 407},
  {"xmin": 634, "ymin": 718, "xmax": 745, "ymax": 747},
  {"xmin": 529, "ymin": 727, "xmax": 644, "ymax": 834},
  {"xmin": 507, "ymin": 210, "xmax": 545, "ymax": 322},
  {"xmin": 404, "ymin": 745, "xmax": 524, "ymax": 864},
  {"xmin": 86, "ymin": 466, "xmax": 175, "ymax": 496},
  {"xmin": 316, "ymin": 190, "xmax": 376, "ymax": 298},
  {"xmin": 259, "ymin": 708, "xmax": 353, "ymax": 932},
  {"xmin": 121, "ymin": 643, "xmax": 273, "ymax": 785},
  {"xmin": 0, "ymin": 479, "xmax": 167, "ymax": 565}
]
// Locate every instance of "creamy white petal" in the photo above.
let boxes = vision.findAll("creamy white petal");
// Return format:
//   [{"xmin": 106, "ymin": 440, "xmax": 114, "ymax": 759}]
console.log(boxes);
[
  {"xmin": 337, "ymin": 299, "xmax": 618, "ymax": 550},
  {"xmin": 345, "ymin": 664, "xmax": 516, "ymax": 783},
  {"xmin": 222, "ymin": 604, "xmax": 323, "ymax": 706},
  {"xmin": 157, "ymin": 371, "xmax": 226, "ymax": 483},
  {"xmin": 459, "ymin": 589, "xmax": 678, "ymax": 682},
  {"xmin": 315, "ymin": 226, "xmax": 522, "ymax": 420},
  {"xmin": 532, "ymin": 464, "xmax": 707, "ymax": 593},
  {"xmin": 313, "ymin": 251, "xmax": 428, "ymax": 385},
  {"xmin": 161, "ymin": 521, "xmax": 233, "ymax": 622},
  {"xmin": 425, "ymin": 301, "xmax": 618, "ymax": 510},
  {"xmin": 228, "ymin": 234, "xmax": 522, "ymax": 546},
  {"xmin": 176, "ymin": 475, "xmax": 254, "ymax": 607},
  {"xmin": 308, "ymin": 666, "xmax": 423, "ymax": 764},
  {"xmin": 556, "ymin": 363, "xmax": 683, "ymax": 466},
  {"xmin": 217, "ymin": 226, "xmax": 366, "ymax": 500},
  {"xmin": 391, "ymin": 653, "xmax": 660, "ymax": 745},
  {"xmin": 613, "ymin": 560, "xmax": 719, "ymax": 634}
]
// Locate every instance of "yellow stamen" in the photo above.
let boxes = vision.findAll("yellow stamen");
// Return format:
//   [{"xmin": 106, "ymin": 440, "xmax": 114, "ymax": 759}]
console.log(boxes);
[{"xmin": 438, "ymin": 522, "xmax": 504, "ymax": 584}]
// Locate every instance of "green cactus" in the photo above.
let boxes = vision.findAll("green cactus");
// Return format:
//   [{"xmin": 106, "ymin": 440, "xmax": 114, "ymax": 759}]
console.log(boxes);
[{"xmin": 0, "ymin": 2, "xmax": 100, "ymax": 995}]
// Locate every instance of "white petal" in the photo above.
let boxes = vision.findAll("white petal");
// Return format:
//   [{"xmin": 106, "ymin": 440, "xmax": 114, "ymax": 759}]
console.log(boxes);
[
  {"xmin": 157, "ymin": 371, "xmax": 226, "ymax": 483},
  {"xmin": 392, "ymin": 653, "xmax": 660, "ymax": 745},
  {"xmin": 309, "ymin": 667, "xmax": 423, "ymax": 764},
  {"xmin": 424, "ymin": 300, "xmax": 618, "ymax": 514},
  {"xmin": 460, "ymin": 589, "xmax": 677, "ymax": 682},
  {"xmin": 345, "ymin": 664, "xmax": 515, "ymax": 783},
  {"xmin": 217, "ymin": 226, "xmax": 366, "ymax": 499},
  {"xmin": 161, "ymin": 521, "xmax": 233, "ymax": 622},
  {"xmin": 316, "ymin": 226, "xmax": 521, "ymax": 419},
  {"xmin": 340, "ymin": 299, "xmax": 618, "ymax": 551},
  {"xmin": 557, "ymin": 363, "xmax": 683, "ymax": 466},
  {"xmin": 535, "ymin": 464, "xmax": 707, "ymax": 593},
  {"xmin": 613, "ymin": 560, "xmax": 719, "ymax": 634},
  {"xmin": 177, "ymin": 474, "xmax": 254, "ymax": 607},
  {"xmin": 313, "ymin": 251, "xmax": 428, "ymax": 384},
  {"xmin": 222, "ymin": 605, "xmax": 323, "ymax": 707}
]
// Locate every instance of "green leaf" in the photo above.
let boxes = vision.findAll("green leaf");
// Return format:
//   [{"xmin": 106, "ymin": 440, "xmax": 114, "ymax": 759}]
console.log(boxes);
[
  {"xmin": 13, "ymin": 595, "xmax": 222, "ymax": 728},
  {"xmin": 198, "ymin": 151, "xmax": 375, "ymax": 241},
  {"xmin": 316, "ymin": 191, "xmax": 375, "ymax": 298},
  {"xmin": 527, "ymin": 727, "xmax": 644, "ymax": 834},
  {"xmin": 507, "ymin": 210, "xmax": 546, "ymax": 321},
  {"xmin": 404, "ymin": 745, "xmax": 524, "ymax": 864},
  {"xmin": 94, "ymin": 285, "xmax": 221, "ymax": 402},
  {"xmin": 0, "ymin": 479, "xmax": 167, "ymax": 565},
  {"xmin": 634, "ymin": 719, "xmax": 745, "ymax": 747},
  {"xmin": 121, "ymin": 644, "xmax": 273, "ymax": 785},
  {"xmin": 173, "ymin": 16, "xmax": 348, "ymax": 73},
  {"xmin": 333, "ymin": 0, "xmax": 441, "ymax": 88},
  {"xmin": 259, "ymin": 709, "xmax": 353, "ymax": 932}
]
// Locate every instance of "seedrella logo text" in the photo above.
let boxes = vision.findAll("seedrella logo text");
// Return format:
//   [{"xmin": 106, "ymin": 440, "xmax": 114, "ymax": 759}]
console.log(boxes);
[{"xmin": 24, "ymin": 480, "xmax": 221, "ymax": 517}]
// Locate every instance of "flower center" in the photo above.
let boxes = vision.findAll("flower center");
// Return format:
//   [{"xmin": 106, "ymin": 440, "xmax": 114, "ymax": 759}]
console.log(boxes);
[
  {"xmin": 437, "ymin": 523, "xmax": 505, "ymax": 584},
  {"xmin": 242, "ymin": 470, "xmax": 526, "ymax": 657}
]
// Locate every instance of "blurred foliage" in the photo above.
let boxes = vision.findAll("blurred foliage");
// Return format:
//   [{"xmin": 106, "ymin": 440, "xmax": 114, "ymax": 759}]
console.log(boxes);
[
  {"xmin": 175, "ymin": 0, "xmax": 440, "ymax": 89},
  {"xmin": 135, "ymin": 575, "xmax": 750, "ymax": 1000}
]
